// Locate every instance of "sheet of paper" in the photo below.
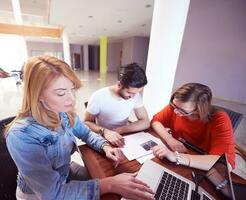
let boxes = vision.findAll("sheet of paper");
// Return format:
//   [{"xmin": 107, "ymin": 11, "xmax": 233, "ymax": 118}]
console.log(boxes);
[
  {"xmin": 121, "ymin": 131, "xmax": 163, "ymax": 161},
  {"xmin": 136, "ymin": 153, "xmax": 155, "ymax": 164}
]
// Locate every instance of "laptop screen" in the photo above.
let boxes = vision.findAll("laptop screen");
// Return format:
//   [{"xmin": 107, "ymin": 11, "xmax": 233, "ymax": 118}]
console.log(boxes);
[{"xmin": 206, "ymin": 153, "xmax": 235, "ymax": 200}]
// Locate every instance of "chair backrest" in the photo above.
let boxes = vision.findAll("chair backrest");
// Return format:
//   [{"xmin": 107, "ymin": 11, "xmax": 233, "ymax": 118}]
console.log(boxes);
[
  {"xmin": 0, "ymin": 116, "xmax": 18, "ymax": 200},
  {"xmin": 84, "ymin": 101, "xmax": 88, "ymax": 108},
  {"xmin": 213, "ymin": 105, "xmax": 244, "ymax": 133}
]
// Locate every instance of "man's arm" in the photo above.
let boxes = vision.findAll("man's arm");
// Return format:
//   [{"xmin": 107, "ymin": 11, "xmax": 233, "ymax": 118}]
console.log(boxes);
[
  {"xmin": 114, "ymin": 106, "xmax": 150, "ymax": 134},
  {"xmin": 84, "ymin": 111, "xmax": 103, "ymax": 133}
]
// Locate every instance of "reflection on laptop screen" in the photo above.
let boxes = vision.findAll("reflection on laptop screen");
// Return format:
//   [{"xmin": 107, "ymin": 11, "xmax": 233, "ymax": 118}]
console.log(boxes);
[{"xmin": 206, "ymin": 153, "xmax": 235, "ymax": 200}]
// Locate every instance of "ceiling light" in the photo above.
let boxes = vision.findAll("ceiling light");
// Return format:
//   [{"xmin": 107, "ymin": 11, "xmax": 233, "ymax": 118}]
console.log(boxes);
[{"xmin": 145, "ymin": 4, "xmax": 152, "ymax": 8}]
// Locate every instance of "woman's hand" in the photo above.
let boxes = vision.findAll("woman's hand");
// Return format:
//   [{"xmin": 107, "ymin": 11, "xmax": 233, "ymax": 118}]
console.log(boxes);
[
  {"xmin": 104, "ymin": 129, "xmax": 125, "ymax": 147},
  {"xmin": 152, "ymin": 144, "xmax": 176, "ymax": 163},
  {"xmin": 166, "ymin": 136, "xmax": 188, "ymax": 153},
  {"xmin": 100, "ymin": 172, "xmax": 155, "ymax": 200},
  {"xmin": 103, "ymin": 145, "xmax": 124, "ymax": 167}
]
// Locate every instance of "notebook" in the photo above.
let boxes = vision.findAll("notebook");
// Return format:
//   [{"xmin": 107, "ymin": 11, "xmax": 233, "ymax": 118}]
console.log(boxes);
[{"xmin": 123, "ymin": 153, "xmax": 236, "ymax": 200}]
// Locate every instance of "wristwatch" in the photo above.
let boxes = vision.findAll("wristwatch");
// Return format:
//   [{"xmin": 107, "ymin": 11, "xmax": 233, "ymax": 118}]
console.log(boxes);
[{"xmin": 98, "ymin": 128, "xmax": 105, "ymax": 137}]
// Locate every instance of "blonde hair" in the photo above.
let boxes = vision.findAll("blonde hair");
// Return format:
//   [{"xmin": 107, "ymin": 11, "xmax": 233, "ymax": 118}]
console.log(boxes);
[{"xmin": 14, "ymin": 56, "xmax": 81, "ymax": 130}]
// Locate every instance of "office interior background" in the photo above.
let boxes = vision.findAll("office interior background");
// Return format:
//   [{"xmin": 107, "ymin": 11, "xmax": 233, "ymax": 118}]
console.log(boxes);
[{"xmin": 0, "ymin": 0, "xmax": 245, "ymax": 178}]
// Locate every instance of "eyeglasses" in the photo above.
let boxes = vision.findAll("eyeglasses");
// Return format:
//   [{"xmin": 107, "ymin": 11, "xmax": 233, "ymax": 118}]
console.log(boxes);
[{"xmin": 170, "ymin": 101, "xmax": 196, "ymax": 116}]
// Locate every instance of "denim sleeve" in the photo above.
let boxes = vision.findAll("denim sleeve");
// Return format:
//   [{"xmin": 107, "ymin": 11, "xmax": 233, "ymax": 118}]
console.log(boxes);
[
  {"xmin": 7, "ymin": 131, "xmax": 100, "ymax": 200},
  {"xmin": 72, "ymin": 115, "xmax": 107, "ymax": 151}
]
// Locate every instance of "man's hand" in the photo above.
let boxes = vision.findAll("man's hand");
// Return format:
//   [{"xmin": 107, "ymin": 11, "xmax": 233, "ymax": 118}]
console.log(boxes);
[{"xmin": 104, "ymin": 129, "xmax": 125, "ymax": 147}]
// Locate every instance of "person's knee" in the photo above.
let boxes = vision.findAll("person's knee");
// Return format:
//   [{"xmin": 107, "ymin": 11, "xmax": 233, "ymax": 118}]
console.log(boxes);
[{"xmin": 68, "ymin": 161, "xmax": 91, "ymax": 181}]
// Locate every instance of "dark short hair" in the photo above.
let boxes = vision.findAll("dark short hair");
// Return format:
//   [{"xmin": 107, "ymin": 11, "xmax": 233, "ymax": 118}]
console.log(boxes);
[
  {"xmin": 118, "ymin": 63, "xmax": 147, "ymax": 88},
  {"xmin": 170, "ymin": 83, "xmax": 213, "ymax": 122}
]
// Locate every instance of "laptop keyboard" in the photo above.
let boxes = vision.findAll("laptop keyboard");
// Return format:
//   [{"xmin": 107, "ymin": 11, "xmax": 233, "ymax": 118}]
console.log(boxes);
[
  {"xmin": 202, "ymin": 194, "xmax": 212, "ymax": 200},
  {"xmin": 154, "ymin": 171, "xmax": 189, "ymax": 200}
]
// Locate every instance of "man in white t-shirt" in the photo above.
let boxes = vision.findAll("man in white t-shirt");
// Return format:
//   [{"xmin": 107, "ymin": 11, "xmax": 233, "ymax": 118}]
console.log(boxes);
[{"xmin": 84, "ymin": 63, "xmax": 150, "ymax": 147}]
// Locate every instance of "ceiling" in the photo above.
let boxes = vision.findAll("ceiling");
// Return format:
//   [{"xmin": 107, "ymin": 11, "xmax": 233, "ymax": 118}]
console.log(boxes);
[{"xmin": 0, "ymin": 0, "xmax": 154, "ymax": 44}]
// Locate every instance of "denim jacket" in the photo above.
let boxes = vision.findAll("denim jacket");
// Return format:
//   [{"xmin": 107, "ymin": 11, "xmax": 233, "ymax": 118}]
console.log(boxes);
[{"xmin": 6, "ymin": 113, "xmax": 107, "ymax": 200}]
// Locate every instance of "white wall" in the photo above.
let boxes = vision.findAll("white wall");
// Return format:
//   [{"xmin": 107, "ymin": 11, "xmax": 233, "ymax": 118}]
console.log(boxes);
[
  {"xmin": 174, "ymin": 0, "xmax": 246, "ymax": 104},
  {"xmin": 26, "ymin": 41, "xmax": 63, "ymax": 57},
  {"xmin": 143, "ymin": 0, "xmax": 190, "ymax": 118},
  {"xmin": 0, "ymin": 35, "xmax": 27, "ymax": 71}
]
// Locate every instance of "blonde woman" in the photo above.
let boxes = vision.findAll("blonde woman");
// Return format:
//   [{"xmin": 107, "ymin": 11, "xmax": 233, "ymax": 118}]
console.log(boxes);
[{"xmin": 6, "ymin": 56, "xmax": 154, "ymax": 200}]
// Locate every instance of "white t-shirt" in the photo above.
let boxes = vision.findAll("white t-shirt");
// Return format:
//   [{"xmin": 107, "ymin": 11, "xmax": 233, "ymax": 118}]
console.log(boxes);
[{"xmin": 87, "ymin": 87, "xmax": 143, "ymax": 129}]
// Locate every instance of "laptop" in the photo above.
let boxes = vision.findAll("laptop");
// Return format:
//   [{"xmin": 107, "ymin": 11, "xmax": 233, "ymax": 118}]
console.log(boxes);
[
  {"xmin": 123, "ymin": 153, "xmax": 236, "ymax": 200},
  {"xmin": 205, "ymin": 153, "xmax": 235, "ymax": 200}
]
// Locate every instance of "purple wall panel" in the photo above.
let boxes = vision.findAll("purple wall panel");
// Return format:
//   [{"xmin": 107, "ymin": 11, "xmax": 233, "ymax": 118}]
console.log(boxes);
[
  {"xmin": 174, "ymin": 0, "xmax": 246, "ymax": 103},
  {"xmin": 107, "ymin": 42, "xmax": 122, "ymax": 72}
]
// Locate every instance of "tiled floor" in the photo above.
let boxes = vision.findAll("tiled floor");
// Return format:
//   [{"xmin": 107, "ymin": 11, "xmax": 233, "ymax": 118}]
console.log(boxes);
[{"xmin": 1, "ymin": 70, "xmax": 245, "ymax": 178}]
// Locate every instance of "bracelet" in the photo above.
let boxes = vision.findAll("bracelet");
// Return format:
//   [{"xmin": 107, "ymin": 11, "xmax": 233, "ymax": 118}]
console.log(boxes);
[
  {"xmin": 175, "ymin": 151, "xmax": 181, "ymax": 165},
  {"xmin": 187, "ymin": 155, "xmax": 191, "ymax": 167},
  {"xmin": 167, "ymin": 129, "xmax": 172, "ymax": 134}
]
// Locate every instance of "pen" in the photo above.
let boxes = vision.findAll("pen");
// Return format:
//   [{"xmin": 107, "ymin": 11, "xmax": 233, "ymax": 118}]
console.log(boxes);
[{"xmin": 114, "ymin": 161, "xmax": 119, "ymax": 168}]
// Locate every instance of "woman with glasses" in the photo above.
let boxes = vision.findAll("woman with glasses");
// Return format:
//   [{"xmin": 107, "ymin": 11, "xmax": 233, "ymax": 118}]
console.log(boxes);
[{"xmin": 151, "ymin": 83, "xmax": 235, "ymax": 171}]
